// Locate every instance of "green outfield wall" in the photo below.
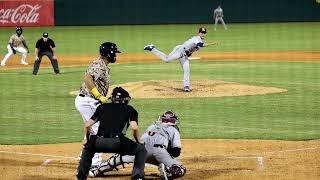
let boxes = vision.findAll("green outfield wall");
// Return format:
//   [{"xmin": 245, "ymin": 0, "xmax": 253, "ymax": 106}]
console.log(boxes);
[{"xmin": 54, "ymin": 0, "xmax": 320, "ymax": 25}]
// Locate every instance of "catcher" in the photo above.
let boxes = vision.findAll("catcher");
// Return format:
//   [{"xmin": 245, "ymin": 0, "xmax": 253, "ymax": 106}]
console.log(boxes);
[{"xmin": 89, "ymin": 110, "xmax": 186, "ymax": 180}]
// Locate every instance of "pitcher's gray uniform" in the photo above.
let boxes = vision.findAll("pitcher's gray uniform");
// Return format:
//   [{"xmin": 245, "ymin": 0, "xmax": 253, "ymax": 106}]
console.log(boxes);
[
  {"xmin": 89, "ymin": 110, "xmax": 186, "ymax": 180},
  {"xmin": 144, "ymin": 27, "xmax": 218, "ymax": 92},
  {"xmin": 213, "ymin": 6, "xmax": 228, "ymax": 30},
  {"xmin": 1, "ymin": 27, "xmax": 29, "ymax": 66}
]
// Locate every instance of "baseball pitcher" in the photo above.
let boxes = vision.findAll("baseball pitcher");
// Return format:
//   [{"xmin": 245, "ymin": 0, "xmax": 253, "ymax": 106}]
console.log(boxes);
[
  {"xmin": 75, "ymin": 42, "xmax": 121, "ymax": 170},
  {"xmin": 1, "ymin": 27, "xmax": 29, "ymax": 66},
  {"xmin": 89, "ymin": 110, "xmax": 186, "ymax": 180},
  {"xmin": 144, "ymin": 27, "xmax": 218, "ymax": 92},
  {"xmin": 213, "ymin": 6, "xmax": 228, "ymax": 31}
]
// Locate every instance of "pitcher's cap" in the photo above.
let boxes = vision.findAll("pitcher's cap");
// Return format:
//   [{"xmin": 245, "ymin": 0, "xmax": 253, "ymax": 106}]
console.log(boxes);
[{"xmin": 198, "ymin": 27, "xmax": 207, "ymax": 34}]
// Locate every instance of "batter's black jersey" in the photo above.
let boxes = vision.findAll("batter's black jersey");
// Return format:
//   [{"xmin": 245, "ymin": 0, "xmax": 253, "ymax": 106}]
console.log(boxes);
[
  {"xmin": 91, "ymin": 103, "xmax": 138, "ymax": 136},
  {"xmin": 35, "ymin": 38, "xmax": 55, "ymax": 53}
]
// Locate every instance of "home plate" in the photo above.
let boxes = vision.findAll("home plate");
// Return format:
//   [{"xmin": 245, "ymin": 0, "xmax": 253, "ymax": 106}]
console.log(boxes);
[{"xmin": 189, "ymin": 57, "xmax": 201, "ymax": 60}]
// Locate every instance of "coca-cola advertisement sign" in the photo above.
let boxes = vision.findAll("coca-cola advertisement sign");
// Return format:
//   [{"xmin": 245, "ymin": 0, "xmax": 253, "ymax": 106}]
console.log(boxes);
[{"xmin": 0, "ymin": 0, "xmax": 54, "ymax": 27}]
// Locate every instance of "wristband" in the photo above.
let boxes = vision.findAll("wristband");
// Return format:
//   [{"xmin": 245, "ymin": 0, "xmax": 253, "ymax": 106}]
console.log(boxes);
[{"xmin": 90, "ymin": 87, "xmax": 101, "ymax": 99}]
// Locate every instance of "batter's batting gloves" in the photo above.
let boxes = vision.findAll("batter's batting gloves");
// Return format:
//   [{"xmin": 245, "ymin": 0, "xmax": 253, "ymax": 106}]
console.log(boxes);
[
  {"xmin": 91, "ymin": 87, "xmax": 108, "ymax": 104},
  {"xmin": 99, "ymin": 96, "xmax": 108, "ymax": 104}
]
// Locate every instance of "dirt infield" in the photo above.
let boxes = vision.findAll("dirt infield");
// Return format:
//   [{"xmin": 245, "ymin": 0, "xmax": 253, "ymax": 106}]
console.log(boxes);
[
  {"xmin": 0, "ymin": 50, "xmax": 319, "ymax": 70},
  {"xmin": 0, "ymin": 51, "xmax": 319, "ymax": 179},
  {"xmin": 0, "ymin": 140, "xmax": 319, "ymax": 180}
]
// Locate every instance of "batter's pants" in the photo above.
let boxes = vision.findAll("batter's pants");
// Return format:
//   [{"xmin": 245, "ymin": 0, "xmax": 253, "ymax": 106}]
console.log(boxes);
[{"xmin": 75, "ymin": 95, "xmax": 102, "ymax": 166}]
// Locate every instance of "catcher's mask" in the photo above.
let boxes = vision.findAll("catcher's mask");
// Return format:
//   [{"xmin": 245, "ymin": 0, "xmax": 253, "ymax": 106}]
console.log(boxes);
[
  {"xmin": 110, "ymin": 86, "xmax": 131, "ymax": 104},
  {"xmin": 99, "ymin": 42, "xmax": 121, "ymax": 63},
  {"xmin": 159, "ymin": 110, "xmax": 179, "ymax": 125},
  {"xmin": 16, "ymin": 27, "xmax": 23, "ymax": 36}
]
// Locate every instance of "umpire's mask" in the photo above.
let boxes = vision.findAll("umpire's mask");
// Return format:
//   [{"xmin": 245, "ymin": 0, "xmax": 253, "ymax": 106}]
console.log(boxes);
[{"xmin": 111, "ymin": 87, "xmax": 131, "ymax": 104}]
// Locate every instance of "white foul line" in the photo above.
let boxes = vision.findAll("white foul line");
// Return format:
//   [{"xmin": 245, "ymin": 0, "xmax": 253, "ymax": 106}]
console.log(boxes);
[
  {"xmin": 182, "ymin": 146, "xmax": 320, "ymax": 170},
  {"xmin": 0, "ymin": 146, "xmax": 319, "ymax": 169}
]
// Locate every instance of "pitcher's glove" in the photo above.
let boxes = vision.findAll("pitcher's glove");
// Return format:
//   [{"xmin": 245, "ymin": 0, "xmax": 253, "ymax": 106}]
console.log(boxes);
[{"xmin": 168, "ymin": 147, "xmax": 181, "ymax": 158}]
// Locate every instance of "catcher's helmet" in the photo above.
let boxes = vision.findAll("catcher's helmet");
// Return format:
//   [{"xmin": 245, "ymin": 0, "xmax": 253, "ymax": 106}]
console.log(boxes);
[
  {"xmin": 99, "ymin": 42, "xmax": 121, "ymax": 63},
  {"xmin": 110, "ymin": 86, "xmax": 131, "ymax": 104},
  {"xmin": 160, "ymin": 110, "xmax": 179, "ymax": 125},
  {"xmin": 16, "ymin": 27, "xmax": 23, "ymax": 36}
]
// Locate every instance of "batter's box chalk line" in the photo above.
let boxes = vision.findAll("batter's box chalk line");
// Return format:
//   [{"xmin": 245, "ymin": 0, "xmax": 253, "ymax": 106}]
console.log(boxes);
[
  {"xmin": 0, "ymin": 150, "xmax": 79, "ymax": 168},
  {"xmin": 1, "ymin": 146, "xmax": 319, "ymax": 169},
  {"xmin": 182, "ymin": 146, "xmax": 320, "ymax": 171}
]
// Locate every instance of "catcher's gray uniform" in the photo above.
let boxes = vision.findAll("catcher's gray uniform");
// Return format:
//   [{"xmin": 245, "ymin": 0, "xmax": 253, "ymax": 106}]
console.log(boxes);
[
  {"xmin": 213, "ymin": 6, "xmax": 227, "ymax": 30},
  {"xmin": 90, "ymin": 110, "xmax": 186, "ymax": 179}
]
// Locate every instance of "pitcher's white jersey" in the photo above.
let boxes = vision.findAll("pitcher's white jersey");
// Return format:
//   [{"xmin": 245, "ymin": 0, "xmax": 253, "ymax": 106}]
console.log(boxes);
[{"xmin": 182, "ymin": 35, "xmax": 203, "ymax": 56}]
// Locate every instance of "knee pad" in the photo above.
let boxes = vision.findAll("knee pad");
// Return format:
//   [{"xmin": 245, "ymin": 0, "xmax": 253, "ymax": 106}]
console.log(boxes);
[{"xmin": 168, "ymin": 164, "xmax": 186, "ymax": 178}]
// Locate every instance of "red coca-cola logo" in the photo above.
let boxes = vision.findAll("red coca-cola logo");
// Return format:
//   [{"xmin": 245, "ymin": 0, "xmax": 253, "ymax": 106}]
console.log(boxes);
[{"xmin": 0, "ymin": 4, "xmax": 41, "ymax": 24}]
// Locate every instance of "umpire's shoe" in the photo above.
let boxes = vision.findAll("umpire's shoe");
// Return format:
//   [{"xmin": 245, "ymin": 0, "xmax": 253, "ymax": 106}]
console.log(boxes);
[
  {"xmin": 143, "ymin": 44, "xmax": 155, "ymax": 51},
  {"xmin": 132, "ymin": 176, "xmax": 145, "ymax": 180}
]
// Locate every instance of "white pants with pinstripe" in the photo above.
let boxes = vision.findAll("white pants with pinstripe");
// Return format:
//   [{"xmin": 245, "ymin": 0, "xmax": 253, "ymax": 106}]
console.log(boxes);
[
  {"xmin": 1, "ymin": 44, "xmax": 28, "ymax": 65},
  {"xmin": 75, "ymin": 95, "xmax": 102, "ymax": 166}
]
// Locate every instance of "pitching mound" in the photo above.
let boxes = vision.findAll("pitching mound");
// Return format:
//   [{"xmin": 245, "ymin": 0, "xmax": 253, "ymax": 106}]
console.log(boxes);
[{"xmin": 70, "ymin": 80, "xmax": 287, "ymax": 98}]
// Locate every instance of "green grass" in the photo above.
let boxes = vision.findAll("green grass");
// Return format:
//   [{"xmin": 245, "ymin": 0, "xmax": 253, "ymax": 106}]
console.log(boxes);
[
  {"xmin": 0, "ymin": 61, "xmax": 319, "ymax": 144},
  {"xmin": 0, "ymin": 22, "xmax": 319, "ymax": 54},
  {"xmin": 0, "ymin": 22, "xmax": 319, "ymax": 144}
]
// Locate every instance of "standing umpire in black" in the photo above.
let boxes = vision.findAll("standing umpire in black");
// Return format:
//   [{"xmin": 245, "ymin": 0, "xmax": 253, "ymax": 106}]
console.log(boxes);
[
  {"xmin": 77, "ymin": 87, "xmax": 147, "ymax": 180},
  {"xmin": 32, "ymin": 32, "xmax": 60, "ymax": 75}
]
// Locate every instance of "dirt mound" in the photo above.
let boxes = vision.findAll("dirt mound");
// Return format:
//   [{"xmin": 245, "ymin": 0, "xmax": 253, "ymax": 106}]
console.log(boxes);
[{"xmin": 70, "ymin": 80, "xmax": 287, "ymax": 98}]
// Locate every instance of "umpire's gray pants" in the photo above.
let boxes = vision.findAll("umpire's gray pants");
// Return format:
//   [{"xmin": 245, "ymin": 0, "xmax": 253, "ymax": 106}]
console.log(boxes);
[{"xmin": 33, "ymin": 51, "xmax": 60, "ymax": 75}]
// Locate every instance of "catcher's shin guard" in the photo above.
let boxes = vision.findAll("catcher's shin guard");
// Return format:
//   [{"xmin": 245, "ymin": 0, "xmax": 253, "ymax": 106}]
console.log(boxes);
[{"xmin": 98, "ymin": 154, "xmax": 126, "ymax": 173}]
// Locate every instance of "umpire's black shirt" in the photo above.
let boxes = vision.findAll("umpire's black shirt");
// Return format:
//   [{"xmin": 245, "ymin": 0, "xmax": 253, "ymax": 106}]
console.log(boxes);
[
  {"xmin": 91, "ymin": 103, "xmax": 138, "ymax": 136},
  {"xmin": 36, "ymin": 38, "xmax": 55, "ymax": 53}
]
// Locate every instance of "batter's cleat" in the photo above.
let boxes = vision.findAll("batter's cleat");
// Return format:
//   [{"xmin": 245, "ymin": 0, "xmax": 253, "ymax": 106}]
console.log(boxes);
[
  {"xmin": 0, "ymin": 63, "xmax": 6, "ymax": 66},
  {"xmin": 184, "ymin": 86, "xmax": 191, "ymax": 92},
  {"xmin": 20, "ymin": 61, "xmax": 28, "ymax": 65},
  {"xmin": 143, "ymin": 44, "xmax": 155, "ymax": 51},
  {"xmin": 159, "ymin": 163, "xmax": 168, "ymax": 180}
]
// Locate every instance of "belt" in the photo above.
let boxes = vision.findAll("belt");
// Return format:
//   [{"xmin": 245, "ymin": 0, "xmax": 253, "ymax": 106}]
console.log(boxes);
[
  {"xmin": 98, "ymin": 134, "xmax": 121, "ymax": 138},
  {"xmin": 154, "ymin": 144, "xmax": 166, "ymax": 149},
  {"xmin": 79, "ymin": 94, "xmax": 85, "ymax": 97}
]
